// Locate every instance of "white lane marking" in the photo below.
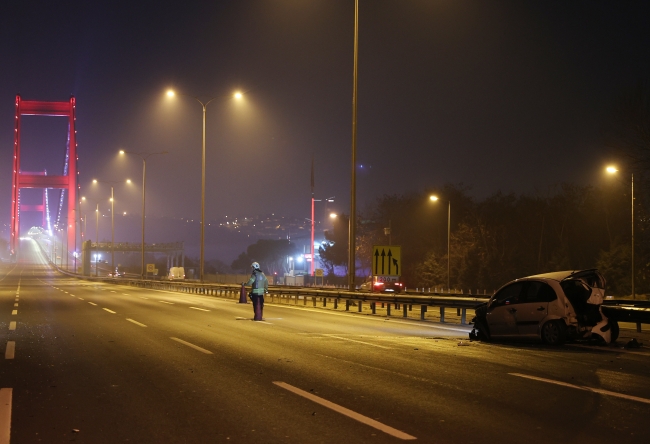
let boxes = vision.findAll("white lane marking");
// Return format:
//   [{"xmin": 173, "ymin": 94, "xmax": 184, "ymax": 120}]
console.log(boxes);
[
  {"xmin": 509, "ymin": 373, "xmax": 650, "ymax": 405},
  {"xmin": 139, "ymin": 297, "xmax": 149, "ymax": 300},
  {"xmin": 0, "ymin": 388, "xmax": 12, "ymax": 444},
  {"xmin": 189, "ymin": 307, "xmax": 210, "ymax": 312},
  {"xmin": 78, "ymin": 298, "xmax": 85, "ymax": 301},
  {"xmin": 323, "ymin": 334, "xmax": 393, "ymax": 349},
  {"xmin": 111, "ymin": 291, "xmax": 116, "ymax": 293},
  {"xmin": 566, "ymin": 343, "xmax": 650, "ymax": 357},
  {"xmin": 70, "ymin": 294, "xmax": 75, "ymax": 297},
  {"xmin": 88, "ymin": 302, "xmax": 97, "ymax": 306},
  {"xmin": 103, "ymin": 308, "xmax": 116, "ymax": 314},
  {"xmin": 8, "ymin": 323, "xmax": 15, "ymax": 331},
  {"xmin": 4, "ymin": 342, "xmax": 15, "ymax": 360},
  {"xmin": 13, "ymin": 303, "xmax": 17, "ymax": 307},
  {"xmin": 10, "ymin": 311, "xmax": 16, "ymax": 316},
  {"xmin": 273, "ymin": 381, "xmax": 416, "ymax": 440},
  {"xmin": 126, "ymin": 318, "xmax": 147, "ymax": 327},
  {"xmin": 170, "ymin": 337, "xmax": 213, "ymax": 355},
  {"xmin": 123, "ymin": 293, "xmax": 129, "ymax": 296},
  {"xmin": 158, "ymin": 301, "xmax": 175, "ymax": 305}
]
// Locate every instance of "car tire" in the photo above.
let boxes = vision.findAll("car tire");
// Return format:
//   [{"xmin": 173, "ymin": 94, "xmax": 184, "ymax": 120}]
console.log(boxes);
[
  {"xmin": 609, "ymin": 320, "xmax": 620, "ymax": 342},
  {"xmin": 541, "ymin": 320, "xmax": 566, "ymax": 345}
]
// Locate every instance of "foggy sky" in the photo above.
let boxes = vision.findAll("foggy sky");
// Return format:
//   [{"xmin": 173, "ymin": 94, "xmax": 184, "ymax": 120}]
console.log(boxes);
[{"xmin": 2, "ymin": 1, "xmax": 650, "ymax": 237}]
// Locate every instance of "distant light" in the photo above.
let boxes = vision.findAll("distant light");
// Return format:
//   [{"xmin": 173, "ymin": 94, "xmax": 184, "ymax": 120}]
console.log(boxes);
[
  {"xmin": 606, "ymin": 166, "xmax": 618, "ymax": 174},
  {"xmin": 234, "ymin": 91, "xmax": 243, "ymax": 100},
  {"xmin": 429, "ymin": 195, "xmax": 439, "ymax": 201},
  {"xmin": 126, "ymin": 179, "xmax": 132, "ymax": 184},
  {"xmin": 166, "ymin": 90, "xmax": 175, "ymax": 97},
  {"xmin": 123, "ymin": 212, "xmax": 127, "ymax": 215},
  {"xmin": 92, "ymin": 179, "xmax": 98, "ymax": 184},
  {"xmin": 119, "ymin": 150, "xmax": 125, "ymax": 155},
  {"xmin": 81, "ymin": 196, "xmax": 86, "ymax": 201},
  {"xmin": 330, "ymin": 213, "xmax": 337, "ymax": 219}
]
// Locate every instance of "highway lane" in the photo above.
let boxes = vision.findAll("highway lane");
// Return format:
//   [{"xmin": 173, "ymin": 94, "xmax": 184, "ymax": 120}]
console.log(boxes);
[{"xmin": 1, "ymin": 239, "xmax": 650, "ymax": 443}]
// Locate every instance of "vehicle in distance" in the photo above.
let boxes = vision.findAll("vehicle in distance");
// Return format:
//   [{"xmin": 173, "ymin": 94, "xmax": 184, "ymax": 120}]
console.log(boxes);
[
  {"xmin": 469, "ymin": 269, "xmax": 618, "ymax": 345},
  {"xmin": 360, "ymin": 277, "xmax": 404, "ymax": 293},
  {"xmin": 168, "ymin": 267, "xmax": 185, "ymax": 280}
]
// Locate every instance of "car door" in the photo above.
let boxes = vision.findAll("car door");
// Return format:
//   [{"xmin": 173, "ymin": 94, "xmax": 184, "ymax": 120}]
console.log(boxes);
[
  {"xmin": 514, "ymin": 281, "xmax": 557, "ymax": 336},
  {"xmin": 486, "ymin": 282, "xmax": 524, "ymax": 337}
]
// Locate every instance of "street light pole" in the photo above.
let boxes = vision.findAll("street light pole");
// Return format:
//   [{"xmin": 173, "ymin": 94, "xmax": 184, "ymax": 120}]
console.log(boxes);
[
  {"xmin": 120, "ymin": 150, "xmax": 167, "ymax": 279},
  {"xmin": 349, "ymin": 0, "xmax": 359, "ymax": 291},
  {"xmin": 606, "ymin": 166, "xmax": 635, "ymax": 299},
  {"xmin": 166, "ymin": 90, "xmax": 243, "ymax": 283},
  {"xmin": 429, "ymin": 195, "xmax": 451, "ymax": 291},
  {"xmin": 95, "ymin": 203, "xmax": 99, "ymax": 277}
]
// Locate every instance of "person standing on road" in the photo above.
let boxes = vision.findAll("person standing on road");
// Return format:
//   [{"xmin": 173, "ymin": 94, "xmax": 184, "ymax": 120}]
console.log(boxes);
[{"xmin": 243, "ymin": 262, "xmax": 268, "ymax": 321}]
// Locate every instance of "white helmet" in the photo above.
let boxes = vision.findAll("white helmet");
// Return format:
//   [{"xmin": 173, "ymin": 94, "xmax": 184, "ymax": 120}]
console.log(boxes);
[{"xmin": 251, "ymin": 262, "xmax": 260, "ymax": 270}]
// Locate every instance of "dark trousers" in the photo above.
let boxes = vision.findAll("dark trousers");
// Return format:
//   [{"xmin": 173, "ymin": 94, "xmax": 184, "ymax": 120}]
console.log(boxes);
[{"xmin": 251, "ymin": 293, "xmax": 264, "ymax": 321}]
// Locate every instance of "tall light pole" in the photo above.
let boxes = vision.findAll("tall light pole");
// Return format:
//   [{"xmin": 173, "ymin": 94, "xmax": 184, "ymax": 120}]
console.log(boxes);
[
  {"xmin": 430, "ymin": 195, "xmax": 451, "ymax": 291},
  {"xmin": 166, "ymin": 89, "xmax": 243, "ymax": 283},
  {"xmin": 349, "ymin": 0, "xmax": 359, "ymax": 291},
  {"xmin": 92, "ymin": 179, "xmax": 130, "ymax": 274},
  {"xmin": 606, "ymin": 166, "xmax": 635, "ymax": 299},
  {"xmin": 120, "ymin": 150, "xmax": 167, "ymax": 279}
]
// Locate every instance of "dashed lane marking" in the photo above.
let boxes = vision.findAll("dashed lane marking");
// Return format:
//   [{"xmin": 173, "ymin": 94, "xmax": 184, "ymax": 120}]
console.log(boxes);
[
  {"xmin": 158, "ymin": 301, "xmax": 174, "ymax": 304},
  {"xmin": 509, "ymin": 373, "xmax": 650, "ymax": 405},
  {"xmin": 170, "ymin": 337, "xmax": 213, "ymax": 354},
  {"xmin": 13, "ymin": 303, "xmax": 17, "ymax": 307},
  {"xmin": 103, "ymin": 308, "xmax": 116, "ymax": 314},
  {"xmin": 126, "ymin": 318, "xmax": 147, "ymax": 327},
  {"xmin": 78, "ymin": 298, "xmax": 84, "ymax": 301},
  {"xmin": 10, "ymin": 311, "xmax": 16, "ymax": 316},
  {"xmin": 273, "ymin": 381, "xmax": 416, "ymax": 440},
  {"xmin": 4, "ymin": 342, "xmax": 15, "ymax": 360},
  {"xmin": 139, "ymin": 297, "xmax": 149, "ymax": 300},
  {"xmin": 322, "ymin": 334, "xmax": 393, "ymax": 349},
  {"xmin": 88, "ymin": 302, "xmax": 97, "ymax": 306},
  {"xmin": 8, "ymin": 322, "xmax": 15, "ymax": 331},
  {"xmin": 123, "ymin": 294, "xmax": 129, "ymax": 296},
  {"xmin": 111, "ymin": 291, "xmax": 116, "ymax": 293},
  {"xmin": 0, "ymin": 388, "xmax": 12, "ymax": 444},
  {"xmin": 189, "ymin": 307, "xmax": 210, "ymax": 312}
]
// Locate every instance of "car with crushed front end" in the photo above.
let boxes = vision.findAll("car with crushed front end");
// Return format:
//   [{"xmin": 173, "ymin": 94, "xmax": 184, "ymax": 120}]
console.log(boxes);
[{"xmin": 469, "ymin": 269, "xmax": 618, "ymax": 345}]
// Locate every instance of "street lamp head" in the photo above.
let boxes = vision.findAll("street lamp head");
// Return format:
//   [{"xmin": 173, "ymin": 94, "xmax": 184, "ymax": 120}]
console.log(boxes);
[
  {"xmin": 166, "ymin": 90, "xmax": 175, "ymax": 98},
  {"xmin": 234, "ymin": 91, "xmax": 243, "ymax": 100},
  {"xmin": 330, "ymin": 213, "xmax": 338, "ymax": 219},
  {"xmin": 429, "ymin": 195, "xmax": 439, "ymax": 202},
  {"xmin": 81, "ymin": 196, "xmax": 86, "ymax": 201},
  {"xmin": 606, "ymin": 166, "xmax": 618, "ymax": 174},
  {"xmin": 126, "ymin": 179, "xmax": 132, "ymax": 184},
  {"xmin": 119, "ymin": 150, "xmax": 125, "ymax": 155},
  {"xmin": 92, "ymin": 179, "xmax": 98, "ymax": 184}
]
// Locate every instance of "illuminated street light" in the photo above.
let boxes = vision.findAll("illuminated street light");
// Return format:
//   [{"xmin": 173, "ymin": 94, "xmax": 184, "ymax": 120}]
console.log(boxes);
[
  {"xmin": 429, "ymin": 195, "xmax": 451, "ymax": 291},
  {"xmin": 166, "ymin": 88, "xmax": 244, "ymax": 283},
  {"xmin": 606, "ymin": 165, "xmax": 635, "ymax": 299},
  {"xmin": 119, "ymin": 150, "xmax": 168, "ymax": 279},
  {"xmin": 330, "ymin": 213, "xmax": 338, "ymax": 219}
]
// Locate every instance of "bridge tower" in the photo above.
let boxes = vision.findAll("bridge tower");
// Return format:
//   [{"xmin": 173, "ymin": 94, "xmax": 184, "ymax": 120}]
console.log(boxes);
[{"xmin": 10, "ymin": 95, "xmax": 78, "ymax": 257}]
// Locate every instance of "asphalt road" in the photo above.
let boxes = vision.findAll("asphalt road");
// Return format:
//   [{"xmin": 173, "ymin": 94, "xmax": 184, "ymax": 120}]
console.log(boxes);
[{"xmin": 1, "ymin": 239, "xmax": 649, "ymax": 443}]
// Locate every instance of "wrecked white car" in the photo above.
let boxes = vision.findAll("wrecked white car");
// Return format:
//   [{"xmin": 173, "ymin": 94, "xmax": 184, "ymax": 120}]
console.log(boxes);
[{"xmin": 469, "ymin": 269, "xmax": 618, "ymax": 345}]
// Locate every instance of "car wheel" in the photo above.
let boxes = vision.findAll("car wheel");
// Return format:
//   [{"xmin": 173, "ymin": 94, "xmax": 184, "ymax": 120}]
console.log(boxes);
[
  {"xmin": 609, "ymin": 320, "xmax": 620, "ymax": 342},
  {"xmin": 541, "ymin": 320, "xmax": 566, "ymax": 345}
]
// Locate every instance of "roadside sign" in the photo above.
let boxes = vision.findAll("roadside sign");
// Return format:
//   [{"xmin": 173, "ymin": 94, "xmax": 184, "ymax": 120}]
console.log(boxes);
[
  {"xmin": 315, "ymin": 268, "xmax": 324, "ymax": 277},
  {"xmin": 372, "ymin": 245, "xmax": 401, "ymax": 277},
  {"xmin": 146, "ymin": 263, "xmax": 155, "ymax": 272}
]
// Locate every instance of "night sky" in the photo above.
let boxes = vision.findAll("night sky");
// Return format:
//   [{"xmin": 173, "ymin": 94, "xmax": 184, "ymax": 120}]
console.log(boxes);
[{"xmin": 2, "ymin": 1, "xmax": 650, "ymax": 257}]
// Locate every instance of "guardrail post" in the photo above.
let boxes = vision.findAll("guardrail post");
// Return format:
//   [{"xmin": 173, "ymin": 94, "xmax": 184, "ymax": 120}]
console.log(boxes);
[
  {"xmin": 371, "ymin": 302, "xmax": 376, "ymax": 314},
  {"xmin": 637, "ymin": 322, "xmax": 642, "ymax": 333},
  {"xmin": 403, "ymin": 304, "xmax": 408, "ymax": 318},
  {"xmin": 303, "ymin": 295, "xmax": 307, "ymax": 306},
  {"xmin": 386, "ymin": 304, "xmax": 391, "ymax": 316},
  {"xmin": 409, "ymin": 304, "xmax": 412, "ymax": 312},
  {"xmin": 358, "ymin": 301, "xmax": 363, "ymax": 312},
  {"xmin": 440, "ymin": 307, "xmax": 445, "ymax": 323},
  {"xmin": 461, "ymin": 308, "xmax": 466, "ymax": 325},
  {"xmin": 420, "ymin": 305, "xmax": 427, "ymax": 320},
  {"xmin": 334, "ymin": 299, "xmax": 338, "ymax": 309},
  {"xmin": 457, "ymin": 308, "xmax": 461, "ymax": 316},
  {"xmin": 345, "ymin": 300, "xmax": 350, "ymax": 311},
  {"xmin": 312, "ymin": 297, "xmax": 316, "ymax": 307},
  {"xmin": 323, "ymin": 298, "xmax": 327, "ymax": 307}
]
